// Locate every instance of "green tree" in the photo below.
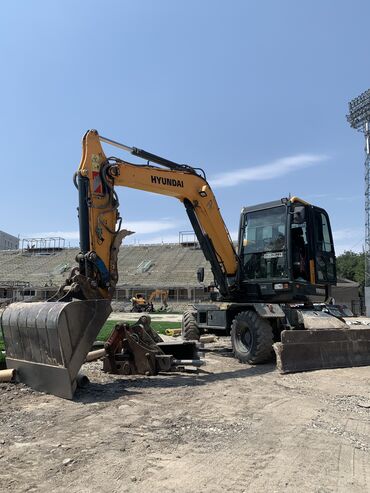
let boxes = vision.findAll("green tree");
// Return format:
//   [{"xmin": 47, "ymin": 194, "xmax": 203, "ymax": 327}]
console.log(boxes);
[{"xmin": 336, "ymin": 251, "xmax": 365, "ymax": 288}]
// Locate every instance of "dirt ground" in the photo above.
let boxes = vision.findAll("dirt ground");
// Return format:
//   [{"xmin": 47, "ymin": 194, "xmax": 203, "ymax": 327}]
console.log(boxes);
[{"xmin": 1, "ymin": 338, "xmax": 370, "ymax": 493}]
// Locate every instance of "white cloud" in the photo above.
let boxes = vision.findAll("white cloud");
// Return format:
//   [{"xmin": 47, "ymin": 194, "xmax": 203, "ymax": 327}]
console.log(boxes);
[
  {"xmin": 333, "ymin": 228, "xmax": 362, "ymax": 242},
  {"xmin": 305, "ymin": 194, "xmax": 362, "ymax": 203},
  {"xmin": 21, "ymin": 230, "xmax": 80, "ymax": 241},
  {"xmin": 123, "ymin": 219, "xmax": 177, "ymax": 235},
  {"xmin": 334, "ymin": 195, "xmax": 362, "ymax": 203},
  {"xmin": 304, "ymin": 193, "xmax": 331, "ymax": 200},
  {"xmin": 209, "ymin": 154, "xmax": 329, "ymax": 188},
  {"xmin": 228, "ymin": 230, "xmax": 239, "ymax": 241},
  {"xmin": 128, "ymin": 233, "xmax": 181, "ymax": 245},
  {"xmin": 21, "ymin": 219, "xmax": 179, "ymax": 243},
  {"xmin": 332, "ymin": 228, "xmax": 363, "ymax": 254}
]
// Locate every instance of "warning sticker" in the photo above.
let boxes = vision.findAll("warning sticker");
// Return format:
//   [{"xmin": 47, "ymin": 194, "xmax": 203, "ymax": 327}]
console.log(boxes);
[
  {"xmin": 91, "ymin": 153, "xmax": 102, "ymax": 171},
  {"xmin": 92, "ymin": 171, "xmax": 103, "ymax": 195}
]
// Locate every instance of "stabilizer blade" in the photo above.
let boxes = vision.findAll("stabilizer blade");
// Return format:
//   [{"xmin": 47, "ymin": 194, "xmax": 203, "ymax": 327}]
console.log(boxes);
[{"xmin": 274, "ymin": 327, "xmax": 370, "ymax": 373}]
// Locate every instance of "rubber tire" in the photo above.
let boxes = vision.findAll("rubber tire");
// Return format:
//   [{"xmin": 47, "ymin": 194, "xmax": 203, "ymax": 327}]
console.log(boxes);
[
  {"xmin": 231, "ymin": 310, "xmax": 273, "ymax": 364},
  {"xmin": 182, "ymin": 310, "xmax": 200, "ymax": 341}
]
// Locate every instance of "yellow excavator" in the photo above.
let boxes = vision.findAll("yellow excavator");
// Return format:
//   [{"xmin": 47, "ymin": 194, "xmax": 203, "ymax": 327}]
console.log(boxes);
[
  {"xmin": 148, "ymin": 289, "xmax": 169, "ymax": 310},
  {"xmin": 130, "ymin": 293, "xmax": 154, "ymax": 313},
  {"xmin": 130, "ymin": 290, "xmax": 169, "ymax": 312},
  {"xmin": 2, "ymin": 130, "xmax": 370, "ymax": 398}
]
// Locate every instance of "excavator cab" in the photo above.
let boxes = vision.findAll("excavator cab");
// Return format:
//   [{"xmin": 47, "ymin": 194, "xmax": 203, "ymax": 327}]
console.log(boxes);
[{"xmin": 238, "ymin": 198, "xmax": 336, "ymax": 303}]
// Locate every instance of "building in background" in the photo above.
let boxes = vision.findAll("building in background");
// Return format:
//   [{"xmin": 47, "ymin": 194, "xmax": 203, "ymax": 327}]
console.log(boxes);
[
  {"xmin": 0, "ymin": 243, "xmax": 363, "ymax": 313},
  {"xmin": 331, "ymin": 278, "xmax": 362, "ymax": 316},
  {"xmin": 0, "ymin": 231, "xmax": 19, "ymax": 250}
]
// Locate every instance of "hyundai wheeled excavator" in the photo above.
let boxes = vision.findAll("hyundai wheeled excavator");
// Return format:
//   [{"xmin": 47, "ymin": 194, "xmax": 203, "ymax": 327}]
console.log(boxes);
[{"xmin": 2, "ymin": 130, "xmax": 370, "ymax": 398}]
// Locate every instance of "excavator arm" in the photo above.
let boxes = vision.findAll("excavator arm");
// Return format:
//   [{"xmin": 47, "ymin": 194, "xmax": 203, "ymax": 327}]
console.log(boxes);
[{"xmin": 73, "ymin": 129, "xmax": 239, "ymax": 299}]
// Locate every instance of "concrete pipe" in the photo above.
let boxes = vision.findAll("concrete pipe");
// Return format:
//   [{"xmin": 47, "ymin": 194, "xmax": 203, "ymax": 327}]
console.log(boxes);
[
  {"xmin": 85, "ymin": 348, "xmax": 106, "ymax": 362},
  {"xmin": 76, "ymin": 372, "xmax": 90, "ymax": 388},
  {"xmin": 0, "ymin": 369, "xmax": 16, "ymax": 383}
]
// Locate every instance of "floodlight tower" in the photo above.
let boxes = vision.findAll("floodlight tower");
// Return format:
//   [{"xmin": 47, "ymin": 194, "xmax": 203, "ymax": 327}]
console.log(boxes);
[{"xmin": 347, "ymin": 88, "xmax": 370, "ymax": 314}]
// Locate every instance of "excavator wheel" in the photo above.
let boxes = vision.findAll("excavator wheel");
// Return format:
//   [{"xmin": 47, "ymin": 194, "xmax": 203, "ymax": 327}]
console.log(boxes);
[
  {"xmin": 182, "ymin": 310, "xmax": 200, "ymax": 341},
  {"xmin": 231, "ymin": 310, "xmax": 273, "ymax": 364}
]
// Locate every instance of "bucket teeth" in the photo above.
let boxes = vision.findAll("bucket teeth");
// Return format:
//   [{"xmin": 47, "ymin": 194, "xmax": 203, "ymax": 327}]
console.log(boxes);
[{"xmin": 1, "ymin": 300, "xmax": 111, "ymax": 399}]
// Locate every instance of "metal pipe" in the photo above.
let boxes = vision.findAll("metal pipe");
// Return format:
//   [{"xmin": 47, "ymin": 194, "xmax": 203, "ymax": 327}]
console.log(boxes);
[
  {"xmin": 99, "ymin": 135, "xmax": 133, "ymax": 153},
  {"xmin": 100, "ymin": 135, "xmax": 186, "ymax": 171},
  {"xmin": 173, "ymin": 359, "xmax": 205, "ymax": 367},
  {"xmin": 77, "ymin": 174, "xmax": 90, "ymax": 254}
]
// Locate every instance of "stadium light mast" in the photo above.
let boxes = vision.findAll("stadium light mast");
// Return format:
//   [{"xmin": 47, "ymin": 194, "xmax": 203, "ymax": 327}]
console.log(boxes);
[{"xmin": 347, "ymin": 88, "xmax": 370, "ymax": 315}]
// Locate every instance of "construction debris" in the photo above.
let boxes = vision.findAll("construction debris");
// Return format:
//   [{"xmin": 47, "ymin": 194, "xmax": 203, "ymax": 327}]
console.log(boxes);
[
  {"xmin": 85, "ymin": 349, "xmax": 106, "ymax": 362},
  {"xmin": 164, "ymin": 328, "xmax": 182, "ymax": 337},
  {"xmin": 199, "ymin": 334, "xmax": 218, "ymax": 344}
]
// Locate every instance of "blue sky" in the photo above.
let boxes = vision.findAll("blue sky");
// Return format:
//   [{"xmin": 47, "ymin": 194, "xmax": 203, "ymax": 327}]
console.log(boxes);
[{"xmin": 1, "ymin": 0, "xmax": 369, "ymax": 254}]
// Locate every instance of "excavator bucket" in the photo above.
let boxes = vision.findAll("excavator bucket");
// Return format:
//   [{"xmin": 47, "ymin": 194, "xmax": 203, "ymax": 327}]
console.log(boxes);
[
  {"xmin": 274, "ymin": 310, "xmax": 370, "ymax": 373},
  {"xmin": 0, "ymin": 299, "xmax": 111, "ymax": 399}
]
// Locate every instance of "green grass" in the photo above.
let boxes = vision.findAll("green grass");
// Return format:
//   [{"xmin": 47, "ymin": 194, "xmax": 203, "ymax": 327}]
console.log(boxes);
[
  {"xmin": 0, "ymin": 320, "xmax": 181, "ymax": 363},
  {"xmin": 96, "ymin": 319, "xmax": 181, "ymax": 341}
]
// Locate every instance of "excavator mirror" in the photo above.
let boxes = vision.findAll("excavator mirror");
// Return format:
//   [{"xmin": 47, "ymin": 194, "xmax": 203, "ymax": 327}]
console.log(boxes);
[
  {"xmin": 292, "ymin": 205, "xmax": 306, "ymax": 224},
  {"xmin": 197, "ymin": 267, "xmax": 205, "ymax": 283}
]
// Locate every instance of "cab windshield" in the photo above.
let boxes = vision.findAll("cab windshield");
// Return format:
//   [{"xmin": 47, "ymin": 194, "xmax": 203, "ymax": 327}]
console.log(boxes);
[{"xmin": 241, "ymin": 206, "xmax": 288, "ymax": 280}]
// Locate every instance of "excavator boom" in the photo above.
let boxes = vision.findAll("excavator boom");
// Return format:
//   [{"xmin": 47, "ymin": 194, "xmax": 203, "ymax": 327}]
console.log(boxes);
[{"xmin": 76, "ymin": 130, "xmax": 239, "ymax": 299}]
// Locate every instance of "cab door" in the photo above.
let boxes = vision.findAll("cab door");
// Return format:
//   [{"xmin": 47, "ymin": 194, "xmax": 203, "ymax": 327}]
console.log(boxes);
[{"xmin": 312, "ymin": 207, "xmax": 336, "ymax": 284}]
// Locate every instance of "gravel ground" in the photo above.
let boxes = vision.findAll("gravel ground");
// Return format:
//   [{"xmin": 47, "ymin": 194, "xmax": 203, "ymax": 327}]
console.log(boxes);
[{"xmin": 1, "ymin": 338, "xmax": 370, "ymax": 492}]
